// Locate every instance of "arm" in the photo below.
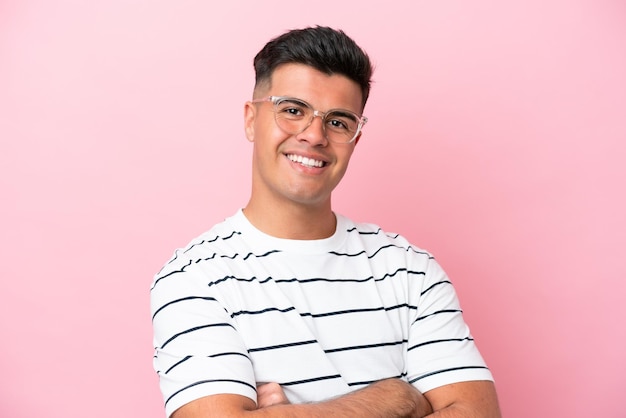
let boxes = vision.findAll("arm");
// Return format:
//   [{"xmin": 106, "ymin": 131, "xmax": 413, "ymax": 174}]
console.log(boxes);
[
  {"xmin": 402, "ymin": 254, "xmax": 501, "ymax": 417},
  {"xmin": 172, "ymin": 378, "xmax": 501, "ymax": 418},
  {"xmin": 423, "ymin": 380, "xmax": 501, "ymax": 418},
  {"xmin": 172, "ymin": 378, "xmax": 433, "ymax": 418},
  {"xmin": 252, "ymin": 380, "xmax": 500, "ymax": 418}
]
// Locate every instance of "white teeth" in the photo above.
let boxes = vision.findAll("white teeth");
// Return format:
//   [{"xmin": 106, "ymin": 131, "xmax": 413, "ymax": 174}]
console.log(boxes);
[{"xmin": 287, "ymin": 154, "xmax": 324, "ymax": 168}]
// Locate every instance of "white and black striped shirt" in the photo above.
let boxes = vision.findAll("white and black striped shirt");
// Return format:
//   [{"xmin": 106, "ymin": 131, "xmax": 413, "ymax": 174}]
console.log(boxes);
[{"xmin": 151, "ymin": 210, "xmax": 493, "ymax": 416}]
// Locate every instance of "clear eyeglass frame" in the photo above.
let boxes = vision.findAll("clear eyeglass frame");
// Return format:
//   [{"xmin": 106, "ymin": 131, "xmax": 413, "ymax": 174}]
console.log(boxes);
[{"xmin": 251, "ymin": 96, "xmax": 368, "ymax": 144}]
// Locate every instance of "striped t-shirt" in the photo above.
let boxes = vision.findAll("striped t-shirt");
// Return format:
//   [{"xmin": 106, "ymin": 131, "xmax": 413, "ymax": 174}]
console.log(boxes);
[{"xmin": 151, "ymin": 210, "xmax": 493, "ymax": 416}]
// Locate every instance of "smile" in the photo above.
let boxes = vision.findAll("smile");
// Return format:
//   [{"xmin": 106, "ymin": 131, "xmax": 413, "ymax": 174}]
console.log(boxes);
[{"xmin": 286, "ymin": 154, "xmax": 326, "ymax": 168}]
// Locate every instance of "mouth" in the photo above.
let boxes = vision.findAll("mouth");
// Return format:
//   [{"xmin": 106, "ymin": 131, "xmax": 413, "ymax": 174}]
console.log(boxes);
[{"xmin": 286, "ymin": 154, "xmax": 327, "ymax": 168}]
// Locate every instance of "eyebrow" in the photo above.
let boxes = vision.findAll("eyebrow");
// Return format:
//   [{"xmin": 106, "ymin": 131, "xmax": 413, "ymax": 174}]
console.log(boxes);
[
  {"xmin": 279, "ymin": 97, "xmax": 309, "ymax": 106},
  {"xmin": 328, "ymin": 110, "xmax": 359, "ymax": 121},
  {"xmin": 279, "ymin": 96, "xmax": 360, "ymax": 118}
]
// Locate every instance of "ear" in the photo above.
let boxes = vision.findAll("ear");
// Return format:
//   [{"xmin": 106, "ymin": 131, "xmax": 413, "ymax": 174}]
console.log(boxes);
[
  {"xmin": 244, "ymin": 101, "xmax": 256, "ymax": 142},
  {"xmin": 353, "ymin": 132, "xmax": 362, "ymax": 146}
]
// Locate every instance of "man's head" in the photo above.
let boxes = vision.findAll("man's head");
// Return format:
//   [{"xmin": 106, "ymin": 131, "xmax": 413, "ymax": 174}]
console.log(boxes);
[
  {"xmin": 253, "ymin": 26, "xmax": 373, "ymax": 110},
  {"xmin": 243, "ymin": 27, "xmax": 373, "ymax": 234}
]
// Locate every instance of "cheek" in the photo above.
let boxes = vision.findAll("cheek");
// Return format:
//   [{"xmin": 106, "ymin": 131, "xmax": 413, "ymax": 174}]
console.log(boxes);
[
  {"xmin": 338, "ymin": 147, "xmax": 356, "ymax": 168},
  {"xmin": 331, "ymin": 147, "xmax": 356, "ymax": 182},
  {"xmin": 252, "ymin": 111, "xmax": 279, "ymax": 140},
  {"xmin": 252, "ymin": 129, "xmax": 287, "ymax": 172}
]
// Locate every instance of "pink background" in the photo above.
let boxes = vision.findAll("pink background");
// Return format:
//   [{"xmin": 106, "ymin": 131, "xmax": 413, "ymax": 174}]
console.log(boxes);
[{"xmin": 1, "ymin": 1, "xmax": 625, "ymax": 417}]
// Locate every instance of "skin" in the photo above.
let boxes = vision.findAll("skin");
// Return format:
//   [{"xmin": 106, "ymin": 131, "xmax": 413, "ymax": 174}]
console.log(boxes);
[
  {"xmin": 242, "ymin": 63, "xmax": 361, "ymax": 240},
  {"xmin": 172, "ymin": 63, "xmax": 502, "ymax": 417}
]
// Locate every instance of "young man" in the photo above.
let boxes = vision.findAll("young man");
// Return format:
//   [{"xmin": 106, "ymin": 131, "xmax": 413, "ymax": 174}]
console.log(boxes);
[{"xmin": 151, "ymin": 26, "xmax": 501, "ymax": 417}]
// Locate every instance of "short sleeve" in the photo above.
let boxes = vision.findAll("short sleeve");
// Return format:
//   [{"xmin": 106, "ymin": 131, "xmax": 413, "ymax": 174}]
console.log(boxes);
[
  {"xmin": 150, "ymin": 250, "xmax": 257, "ymax": 417},
  {"xmin": 406, "ymin": 255, "xmax": 493, "ymax": 393}
]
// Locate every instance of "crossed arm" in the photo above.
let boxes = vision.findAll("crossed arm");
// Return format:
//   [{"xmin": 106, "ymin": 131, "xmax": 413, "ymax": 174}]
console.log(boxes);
[{"xmin": 171, "ymin": 378, "xmax": 500, "ymax": 418}]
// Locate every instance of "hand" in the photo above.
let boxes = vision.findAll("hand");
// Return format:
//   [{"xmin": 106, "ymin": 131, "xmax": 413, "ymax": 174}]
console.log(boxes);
[{"xmin": 256, "ymin": 382, "xmax": 290, "ymax": 409}]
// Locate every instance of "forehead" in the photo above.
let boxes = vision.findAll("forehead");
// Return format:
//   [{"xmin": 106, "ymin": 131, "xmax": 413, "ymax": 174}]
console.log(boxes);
[{"xmin": 265, "ymin": 63, "xmax": 363, "ymax": 112}]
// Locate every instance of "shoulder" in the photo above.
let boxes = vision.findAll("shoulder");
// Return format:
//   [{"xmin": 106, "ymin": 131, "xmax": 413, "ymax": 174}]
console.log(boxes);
[
  {"xmin": 151, "ymin": 211, "xmax": 245, "ymax": 287},
  {"xmin": 338, "ymin": 214, "xmax": 432, "ymax": 256},
  {"xmin": 335, "ymin": 215, "xmax": 446, "ymax": 285}
]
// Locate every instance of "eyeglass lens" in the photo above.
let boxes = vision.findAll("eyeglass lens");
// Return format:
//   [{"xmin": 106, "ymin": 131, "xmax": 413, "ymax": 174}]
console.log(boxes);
[{"xmin": 274, "ymin": 98, "xmax": 360, "ymax": 143}]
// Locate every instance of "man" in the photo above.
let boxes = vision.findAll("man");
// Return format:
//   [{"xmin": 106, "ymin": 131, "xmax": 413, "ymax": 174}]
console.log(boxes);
[{"xmin": 151, "ymin": 26, "xmax": 501, "ymax": 417}]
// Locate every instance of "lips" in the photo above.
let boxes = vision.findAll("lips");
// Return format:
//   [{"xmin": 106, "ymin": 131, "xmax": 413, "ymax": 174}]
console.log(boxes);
[{"xmin": 286, "ymin": 153, "xmax": 326, "ymax": 168}]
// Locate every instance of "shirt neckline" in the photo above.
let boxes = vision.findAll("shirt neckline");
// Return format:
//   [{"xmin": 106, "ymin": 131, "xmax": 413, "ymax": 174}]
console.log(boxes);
[{"xmin": 231, "ymin": 209, "xmax": 349, "ymax": 254}]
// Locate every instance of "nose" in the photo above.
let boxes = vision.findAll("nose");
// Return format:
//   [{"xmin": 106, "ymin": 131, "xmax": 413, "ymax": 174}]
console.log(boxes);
[{"xmin": 296, "ymin": 111, "xmax": 328, "ymax": 146}]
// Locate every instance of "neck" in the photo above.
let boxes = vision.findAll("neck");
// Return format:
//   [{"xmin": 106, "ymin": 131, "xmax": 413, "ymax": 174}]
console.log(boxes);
[{"xmin": 243, "ymin": 199, "xmax": 337, "ymax": 240}]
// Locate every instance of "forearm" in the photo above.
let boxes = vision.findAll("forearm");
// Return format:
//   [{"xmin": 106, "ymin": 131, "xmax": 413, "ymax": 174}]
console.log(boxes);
[
  {"xmin": 424, "ymin": 404, "xmax": 501, "ymax": 418},
  {"xmin": 253, "ymin": 379, "xmax": 432, "ymax": 418},
  {"xmin": 172, "ymin": 380, "xmax": 500, "ymax": 418},
  {"xmin": 172, "ymin": 378, "xmax": 431, "ymax": 418},
  {"xmin": 425, "ymin": 405, "xmax": 489, "ymax": 418},
  {"xmin": 421, "ymin": 381, "xmax": 501, "ymax": 418}
]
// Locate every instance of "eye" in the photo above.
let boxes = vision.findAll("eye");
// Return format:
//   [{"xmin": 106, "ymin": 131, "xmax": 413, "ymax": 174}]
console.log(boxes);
[
  {"xmin": 276, "ymin": 98, "xmax": 309, "ymax": 119},
  {"xmin": 328, "ymin": 118, "xmax": 349, "ymax": 130},
  {"xmin": 326, "ymin": 111, "xmax": 358, "ymax": 132}
]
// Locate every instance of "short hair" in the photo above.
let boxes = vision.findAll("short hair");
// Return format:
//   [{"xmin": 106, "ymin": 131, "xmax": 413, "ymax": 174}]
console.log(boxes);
[{"xmin": 253, "ymin": 26, "xmax": 374, "ymax": 109}]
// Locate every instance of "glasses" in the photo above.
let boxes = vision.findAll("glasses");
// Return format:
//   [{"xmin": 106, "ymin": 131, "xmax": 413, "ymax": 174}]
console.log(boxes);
[{"xmin": 252, "ymin": 96, "xmax": 367, "ymax": 144}]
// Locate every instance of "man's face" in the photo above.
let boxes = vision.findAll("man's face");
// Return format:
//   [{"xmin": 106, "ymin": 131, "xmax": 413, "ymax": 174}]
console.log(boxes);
[{"xmin": 244, "ymin": 63, "xmax": 364, "ymax": 210}]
